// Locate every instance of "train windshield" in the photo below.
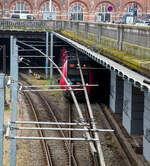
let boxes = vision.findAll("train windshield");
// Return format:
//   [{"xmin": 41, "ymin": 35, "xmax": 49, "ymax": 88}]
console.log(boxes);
[
  {"xmin": 68, "ymin": 69, "xmax": 89, "ymax": 83},
  {"xmin": 67, "ymin": 58, "xmax": 90, "ymax": 83}
]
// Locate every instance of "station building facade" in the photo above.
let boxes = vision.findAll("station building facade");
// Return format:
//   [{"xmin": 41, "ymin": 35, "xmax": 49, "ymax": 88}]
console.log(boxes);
[{"xmin": 0, "ymin": 0, "xmax": 149, "ymax": 22}]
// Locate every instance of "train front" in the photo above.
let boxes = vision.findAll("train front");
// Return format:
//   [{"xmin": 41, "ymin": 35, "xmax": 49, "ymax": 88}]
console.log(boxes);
[{"xmin": 60, "ymin": 56, "xmax": 93, "ymax": 100}]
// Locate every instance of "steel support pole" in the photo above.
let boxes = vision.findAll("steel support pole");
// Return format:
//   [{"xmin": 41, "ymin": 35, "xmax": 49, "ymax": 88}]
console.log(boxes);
[
  {"xmin": 50, "ymin": 32, "xmax": 53, "ymax": 86},
  {"xmin": 12, "ymin": 121, "xmax": 89, "ymax": 126},
  {"xmin": 10, "ymin": 36, "xmax": 18, "ymax": 166},
  {"xmin": 10, "ymin": 36, "xmax": 14, "ymax": 101},
  {"xmin": 8, "ymin": 136, "xmax": 99, "ymax": 141},
  {"xmin": 3, "ymin": 45, "xmax": 6, "ymax": 105},
  {"xmin": 0, "ymin": 73, "xmax": 5, "ymax": 166},
  {"xmin": 46, "ymin": 32, "xmax": 49, "ymax": 79},
  {"xmin": 16, "ymin": 38, "xmax": 97, "ymax": 155},
  {"xmin": 3, "ymin": 45, "xmax": 6, "ymax": 74},
  {"xmin": 67, "ymin": 0, "xmax": 70, "ymax": 20},
  {"xmin": 12, "ymin": 127, "xmax": 114, "ymax": 132}
]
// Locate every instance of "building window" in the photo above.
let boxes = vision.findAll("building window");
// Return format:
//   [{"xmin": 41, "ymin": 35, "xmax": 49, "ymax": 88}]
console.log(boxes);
[
  {"xmin": 71, "ymin": 6, "xmax": 83, "ymax": 21},
  {"xmin": 42, "ymin": 4, "xmax": 56, "ymax": 20},
  {"xmin": 125, "ymin": 3, "xmax": 140, "ymax": 15},
  {"xmin": 98, "ymin": 4, "xmax": 112, "ymax": 22},
  {"xmin": 13, "ymin": 2, "xmax": 28, "ymax": 14}
]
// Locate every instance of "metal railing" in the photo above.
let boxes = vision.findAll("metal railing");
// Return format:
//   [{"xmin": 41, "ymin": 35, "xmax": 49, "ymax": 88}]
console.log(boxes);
[
  {"xmin": 1, "ymin": 18, "xmax": 150, "ymax": 60},
  {"xmin": 0, "ymin": 19, "xmax": 63, "ymax": 31}
]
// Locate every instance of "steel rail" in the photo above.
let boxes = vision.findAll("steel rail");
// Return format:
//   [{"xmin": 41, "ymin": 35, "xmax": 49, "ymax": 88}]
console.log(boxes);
[
  {"xmin": 68, "ymin": 103, "xmax": 72, "ymax": 166},
  {"xmin": 23, "ymin": 92, "xmax": 53, "ymax": 166},
  {"xmin": 38, "ymin": 93, "xmax": 79, "ymax": 165},
  {"xmin": 98, "ymin": 104, "xmax": 143, "ymax": 166},
  {"xmin": 20, "ymin": 75, "xmax": 79, "ymax": 165},
  {"xmin": 83, "ymin": 104, "xmax": 99, "ymax": 166},
  {"xmin": 68, "ymin": 103, "xmax": 78, "ymax": 166},
  {"xmin": 20, "ymin": 76, "xmax": 79, "ymax": 165}
]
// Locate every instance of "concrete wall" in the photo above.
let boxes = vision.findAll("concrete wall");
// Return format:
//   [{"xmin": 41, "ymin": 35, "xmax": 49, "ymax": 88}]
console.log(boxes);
[
  {"xmin": 63, "ymin": 22, "xmax": 150, "ymax": 59},
  {"xmin": 122, "ymin": 80, "xmax": 144, "ymax": 135},
  {"xmin": 143, "ymin": 93, "xmax": 150, "ymax": 163},
  {"xmin": 1, "ymin": 19, "xmax": 150, "ymax": 59},
  {"xmin": 110, "ymin": 71, "xmax": 124, "ymax": 113}
]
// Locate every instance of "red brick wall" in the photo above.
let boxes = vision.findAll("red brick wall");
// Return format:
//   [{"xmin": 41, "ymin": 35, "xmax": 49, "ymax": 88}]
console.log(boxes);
[{"xmin": 0, "ymin": 0, "xmax": 149, "ymax": 21}]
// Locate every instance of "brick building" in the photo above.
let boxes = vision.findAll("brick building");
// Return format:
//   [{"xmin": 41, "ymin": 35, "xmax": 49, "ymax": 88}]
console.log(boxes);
[{"xmin": 0, "ymin": 0, "xmax": 149, "ymax": 22}]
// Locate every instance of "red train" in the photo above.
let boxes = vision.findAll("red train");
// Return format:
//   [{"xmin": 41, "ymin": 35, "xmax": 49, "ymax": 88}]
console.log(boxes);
[
  {"xmin": 58, "ymin": 48, "xmax": 67, "ymax": 67},
  {"xmin": 59, "ymin": 51, "xmax": 94, "ymax": 100}
]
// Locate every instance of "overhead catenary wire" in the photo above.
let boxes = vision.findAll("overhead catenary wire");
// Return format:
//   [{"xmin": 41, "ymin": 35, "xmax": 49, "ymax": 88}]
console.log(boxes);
[
  {"xmin": 76, "ymin": 51, "xmax": 105, "ymax": 166},
  {"xmin": 16, "ymin": 36, "xmax": 97, "ymax": 155}
]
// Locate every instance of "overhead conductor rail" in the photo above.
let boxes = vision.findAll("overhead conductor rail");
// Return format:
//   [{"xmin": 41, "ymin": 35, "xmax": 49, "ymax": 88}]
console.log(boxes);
[
  {"xmin": 53, "ymin": 32, "xmax": 150, "ymax": 94},
  {"xmin": 6, "ymin": 121, "xmax": 113, "ymax": 141}
]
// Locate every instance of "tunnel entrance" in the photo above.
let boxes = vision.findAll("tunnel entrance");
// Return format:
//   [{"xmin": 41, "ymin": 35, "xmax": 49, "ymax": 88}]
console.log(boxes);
[
  {"xmin": 90, "ymin": 60, "xmax": 110, "ymax": 104},
  {"xmin": 0, "ymin": 34, "xmax": 110, "ymax": 105},
  {"xmin": 55, "ymin": 43, "xmax": 110, "ymax": 104},
  {"xmin": 54, "ymin": 37, "xmax": 111, "ymax": 104}
]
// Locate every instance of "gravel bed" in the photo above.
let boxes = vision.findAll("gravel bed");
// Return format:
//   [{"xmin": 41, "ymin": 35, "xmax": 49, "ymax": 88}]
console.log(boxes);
[
  {"xmin": 17, "ymin": 94, "xmax": 45, "ymax": 166},
  {"xmin": 19, "ymin": 73, "xmax": 142, "ymax": 166},
  {"xmin": 91, "ymin": 104, "xmax": 126, "ymax": 166}
]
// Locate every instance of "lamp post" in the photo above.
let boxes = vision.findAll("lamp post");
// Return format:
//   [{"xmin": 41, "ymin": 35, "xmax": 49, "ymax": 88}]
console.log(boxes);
[
  {"xmin": 118, "ymin": 0, "xmax": 121, "ymax": 21},
  {"xmin": 133, "ymin": 2, "xmax": 137, "ymax": 23},
  {"xmin": 77, "ymin": 0, "xmax": 78, "ymax": 20},
  {"xmin": 49, "ymin": 0, "xmax": 52, "ymax": 12},
  {"xmin": 49, "ymin": 0, "xmax": 52, "ymax": 19},
  {"xmin": 67, "ymin": 0, "xmax": 70, "ymax": 20}
]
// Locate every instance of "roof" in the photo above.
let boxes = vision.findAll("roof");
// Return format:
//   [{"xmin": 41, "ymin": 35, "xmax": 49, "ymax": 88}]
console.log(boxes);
[{"xmin": 53, "ymin": 32, "xmax": 150, "ymax": 95}]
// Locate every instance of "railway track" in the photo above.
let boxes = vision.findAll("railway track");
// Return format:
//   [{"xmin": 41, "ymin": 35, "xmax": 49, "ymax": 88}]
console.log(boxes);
[
  {"xmin": 95, "ymin": 103, "xmax": 143, "ymax": 166},
  {"xmin": 70, "ymin": 103, "xmax": 99, "ymax": 166},
  {"xmin": 71, "ymin": 102, "xmax": 143, "ymax": 166},
  {"xmin": 20, "ymin": 79, "xmax": 71, "ymax": 165},
  {"xmin": 20, "ymin": 74, "xmax": 95, "ymax": 166},
  {"xmin": 23, "ymin": 92, "xmax": 53, "ymax": 166},
  {"xmin": 19, "ymin": 73, "xmax": 142, "ymax": 166},
  {"xmin": 67, "ymin": 103, "xmax": 78, "ymax": 166}
]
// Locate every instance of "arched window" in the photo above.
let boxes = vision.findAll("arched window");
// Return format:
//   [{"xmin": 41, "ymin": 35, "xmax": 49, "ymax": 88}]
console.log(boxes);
[
  {"xmin": 13, "ymin": 2, "xmax": 28, "ymax": 14},
  {"xmin": 42, "ymin": 4, "xmax": 56, "ymax": 20},
  {"xmin": 123, "ymin": 2, "xmax": 143, "ymax": 23},
  {"xmin": 71, "ymin": 5, "xmax": 83, "ymax": 21},
  {"xmin": 125, "ymin": 3, "xmax": 141, "ymax": 15},
  {"xmin": 98, "ymin": 4, "xmax": 113, "ymax": 22}
]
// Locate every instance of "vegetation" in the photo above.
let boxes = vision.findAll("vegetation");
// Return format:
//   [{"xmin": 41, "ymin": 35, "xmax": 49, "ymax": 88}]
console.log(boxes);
[{"xmin": 60, "ymin": 30, "xmax": 150, "ymax": 77}]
